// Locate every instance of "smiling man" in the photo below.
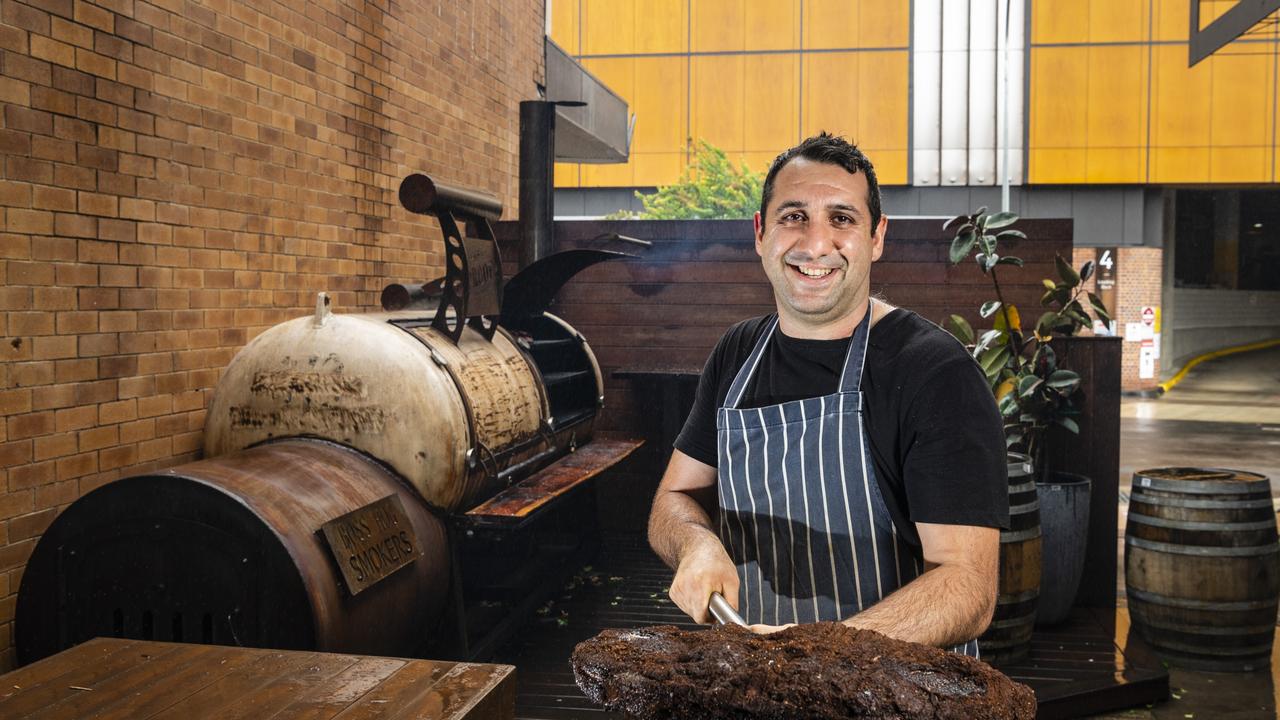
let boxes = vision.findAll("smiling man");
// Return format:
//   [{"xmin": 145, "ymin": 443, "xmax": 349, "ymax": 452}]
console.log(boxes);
[{"xmin": 647, "ymin": 133, "xmax": 1008, "ymax": 655}]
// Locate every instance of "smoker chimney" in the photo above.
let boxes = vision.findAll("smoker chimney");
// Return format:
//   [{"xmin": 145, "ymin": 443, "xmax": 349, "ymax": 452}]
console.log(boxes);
[{"xmin": 518, "ymin": 101, "xmax": 556, "ymax": 270}]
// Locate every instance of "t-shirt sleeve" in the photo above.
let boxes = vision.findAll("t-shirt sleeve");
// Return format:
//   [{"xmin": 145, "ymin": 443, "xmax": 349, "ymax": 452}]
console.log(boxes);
[
  {"xmin": 900, "ymin": 357, "xmax": 1009, "ymax": 529},
  {"xmin": 673, "ymin": 343, "xmax": 723, "ymax": 467}
]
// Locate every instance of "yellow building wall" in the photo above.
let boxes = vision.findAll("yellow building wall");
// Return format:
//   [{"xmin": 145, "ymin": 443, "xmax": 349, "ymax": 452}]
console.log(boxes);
[
  {"xmin": 555, "ymin": 0, "xmax": 1279, "ymax": 190},
  {"xmin": 551, "ymin": 0, "xmax": 910, "ymax": 189},
  {"xmin": 1029, "ymin": 0, "xmax": 1279, "ymax": 184}
]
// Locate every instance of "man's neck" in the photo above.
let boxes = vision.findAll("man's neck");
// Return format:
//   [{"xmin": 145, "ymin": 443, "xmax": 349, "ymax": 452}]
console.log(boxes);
[{"xmin": 776, "ymin": 298, "xmax": 895, "ymax": 339}]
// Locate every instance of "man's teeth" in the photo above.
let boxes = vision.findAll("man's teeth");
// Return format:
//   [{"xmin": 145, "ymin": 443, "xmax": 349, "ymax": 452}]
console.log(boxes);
[{"xmin": 796, "ymin": 266, "xmax": 833, "ymax": 278}]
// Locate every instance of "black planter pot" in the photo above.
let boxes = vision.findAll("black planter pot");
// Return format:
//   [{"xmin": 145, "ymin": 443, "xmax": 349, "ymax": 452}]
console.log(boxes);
[{"xmin": 1035, "ymin": 471, "xmax": 1091, "ymax": 626}]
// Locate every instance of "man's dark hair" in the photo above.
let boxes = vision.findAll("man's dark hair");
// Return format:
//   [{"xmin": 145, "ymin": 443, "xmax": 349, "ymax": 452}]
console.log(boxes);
[{"xmin": 759, "ymin": 132, "xmax": 882, "ymax": 230}]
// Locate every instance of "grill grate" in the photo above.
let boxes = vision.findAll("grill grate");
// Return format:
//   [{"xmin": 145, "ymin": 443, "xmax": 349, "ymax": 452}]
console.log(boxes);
[
  {"xmin": 491, "ymin": 533, "xmax": 693, "ymax": 719},
  {"xmin": 494, "ymin": 533, "xmax": 1167, "ymax": 719}
]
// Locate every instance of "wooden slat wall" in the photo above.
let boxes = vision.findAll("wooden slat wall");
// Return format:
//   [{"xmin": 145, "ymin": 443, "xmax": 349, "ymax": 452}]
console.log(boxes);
[
  {"xmin": 497, "ymin": 217, "xmax": 1073, "ymax": 431},
  {"xmin": 1044, "ymin": 335, "xmax": 1122, "ymax": 609},
  {"xmin": 494, "ymin": 219, "xmax": 1073, "ymax": 529}
]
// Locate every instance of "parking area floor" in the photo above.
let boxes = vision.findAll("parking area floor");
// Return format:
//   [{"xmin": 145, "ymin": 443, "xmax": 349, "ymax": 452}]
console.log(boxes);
[{"xmin": 1091, "ymin": 345, "xmax": 1280, "ymax": 720}]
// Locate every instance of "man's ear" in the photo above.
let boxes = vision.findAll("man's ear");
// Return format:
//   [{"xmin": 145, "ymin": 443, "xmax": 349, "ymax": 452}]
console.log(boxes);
[
  {"xmin": 870, "ymin": 214, "xmax": 887, "ymax": 262},
  {"xmin": 754, "ymin": 211, "xmax": 764, "ymax": 256}
]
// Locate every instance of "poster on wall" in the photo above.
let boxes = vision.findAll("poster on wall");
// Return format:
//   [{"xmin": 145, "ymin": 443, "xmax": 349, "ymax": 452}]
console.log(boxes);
[{"xmin": 1139, "ymin": 340, "xmax": 1156, "ymax": 380}]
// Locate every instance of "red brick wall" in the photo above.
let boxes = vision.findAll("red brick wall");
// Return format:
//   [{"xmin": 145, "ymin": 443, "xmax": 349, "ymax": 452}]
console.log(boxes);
[
  {"xmin": 1072, "ymin": 246, "xmax": 1164, "ymax": 391},
  {"xmin": 0, "ymin": 0, "xmax": 543, "ymax": 670}
]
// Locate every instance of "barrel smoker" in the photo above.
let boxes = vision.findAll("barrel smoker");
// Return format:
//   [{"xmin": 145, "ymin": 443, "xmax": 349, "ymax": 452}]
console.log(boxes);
[{"xmin": 16, "ymin": 175, "xmax": 640, "ymax": 664}]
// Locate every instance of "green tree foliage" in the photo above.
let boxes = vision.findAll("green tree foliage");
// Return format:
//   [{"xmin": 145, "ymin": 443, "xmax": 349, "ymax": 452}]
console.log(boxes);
[{"xmin": 618, "ymin": 140, "xmax": 764, "ymax": 220}]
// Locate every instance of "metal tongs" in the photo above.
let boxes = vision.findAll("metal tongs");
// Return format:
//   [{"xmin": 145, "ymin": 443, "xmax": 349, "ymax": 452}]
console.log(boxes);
[{"xmin": 708, "ymin": 591, "xmax": 747, "ymax": 627}]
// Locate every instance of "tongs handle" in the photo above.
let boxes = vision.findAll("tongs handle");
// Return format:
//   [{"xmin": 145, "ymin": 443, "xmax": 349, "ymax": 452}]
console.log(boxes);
[{"xmin": 708, "ymin": 591, "xmax": 747, "ymax": 627}]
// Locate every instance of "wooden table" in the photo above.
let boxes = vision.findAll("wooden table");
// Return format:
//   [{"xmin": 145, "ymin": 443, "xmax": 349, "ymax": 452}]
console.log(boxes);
[{"xmin": 0, "ymin": 638, "xmax": 515, "ymax": 719}]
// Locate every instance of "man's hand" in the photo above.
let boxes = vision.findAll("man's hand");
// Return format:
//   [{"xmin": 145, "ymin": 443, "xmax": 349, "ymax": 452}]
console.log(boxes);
[
  {"xmin": 649, "ymin": 450, "xmax": 740, "ymax": 625},
  {"xmin": 748, "ymin": 623, "xmax": 795, "ymax": 635},
  {"xmin": 669, "ymin": 536, "xmax": 739, "ymax": 624}
]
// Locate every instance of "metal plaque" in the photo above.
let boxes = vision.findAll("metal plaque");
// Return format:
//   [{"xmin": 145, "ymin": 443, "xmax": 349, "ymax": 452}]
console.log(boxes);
[
  {"xmin": 462, "ymin": 235, "xmax": 501, "ymax": 317},
  {"xmin": 320, "ymin": 495, "xmax": 423, "ymax": 596}
]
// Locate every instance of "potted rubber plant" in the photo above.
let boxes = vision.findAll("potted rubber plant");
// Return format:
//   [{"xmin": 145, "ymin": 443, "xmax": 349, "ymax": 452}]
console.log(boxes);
[{"xmin": 944, "ymin": 207, "xmax": 1112, "ymax": 633}]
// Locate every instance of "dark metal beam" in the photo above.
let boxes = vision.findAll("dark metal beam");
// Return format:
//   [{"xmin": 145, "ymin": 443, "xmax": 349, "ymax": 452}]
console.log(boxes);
[{"xmin": 1189, "ymin": 0, "xmax": 1280, "ymax": 67}]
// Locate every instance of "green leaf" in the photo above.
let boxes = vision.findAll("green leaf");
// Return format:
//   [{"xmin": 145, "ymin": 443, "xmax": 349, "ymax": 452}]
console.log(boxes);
[
  {"xmin": 1040, "ymin": 344, "xmax": 1058, "ymax": 367},
  {"xmin": 980, "ymin": 300, "xmax": 1002, "ymax": 318},
  {"xmin": 1047, "ymin": 369, "xmax": 1080, "ymax": 389},
  {"xmin": 1042, "ymin": 279, "xmax": 1057, "ymax": 290},
  {"xmin": 1079, "ymin": 260, "xmax": 1095, "ymax": 282},
  {"xmin": 979, "ymin": 233, "xmax": 996, "ymax": 256},
  {"xmin": 943, "ymin": 214, "xmax": 969, "ymax": 231},
  {"xmin": 947, "ymin": 314, "xmax": 975, "ymax": 344},
  {"xmin": 996, "ymin": 256, "xmax": 1024, "ymax": 267},
  {"xmin": 1017, "ymin": 374, "xmax": 1043, "ymax": 398},
  {"xmin": 1055, "ymin": 254, "xmax": 1080, "ymax": 287},
  {"xmin": 998, "ymin": 392, "xmax": 1020, "ymax": 416},
  {"xmin": 1035, "ymin": 311, "xmax": 1058, "ymax": 340},
  {"xmin": 1087, "ymin": 291, "xmax": 1112, "ymax": 321},
  {"xmin": 949, "ymin": 228, "xmax": 978, "ymax": 265},
  {"xmin": 1057, "ymin": 417, "xmax": 1080, "ymax": 433},
  {"xmin": 996, "ymin": 229, "xmax": 1027, "ymax": 240},
  {"xmin": 980, "ymin": 346, "xmax": 1012, "ymax": 377},
  {"xmin": 974, "ymin": 329, "xmax": 1005, "ymax": 355},
  {"xmin": 986, "ymin": 211, "xmax": 1018, "ymax": 229}
]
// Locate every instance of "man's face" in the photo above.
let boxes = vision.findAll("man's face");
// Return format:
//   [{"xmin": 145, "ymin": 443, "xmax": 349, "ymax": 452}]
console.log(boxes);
[{"xmin": 754, "ymin": 158, "xmax": 886, "ymax": 338}]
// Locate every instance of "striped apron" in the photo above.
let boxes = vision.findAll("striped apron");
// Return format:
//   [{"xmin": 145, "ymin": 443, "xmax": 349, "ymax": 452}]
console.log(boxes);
[{"xmin": 716, "ymin": 309, "xmax": 979, "ymax": 657}]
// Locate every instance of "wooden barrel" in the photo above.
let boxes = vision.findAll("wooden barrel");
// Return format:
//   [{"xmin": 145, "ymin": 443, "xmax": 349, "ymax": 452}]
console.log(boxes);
[
  {"xmin": 1126, "ymin": 467, "xmax": 1280, "ymax": 672},
  {"xmin": 978, "ymin": 453, "xmax": 1042, "ymax": 665}
]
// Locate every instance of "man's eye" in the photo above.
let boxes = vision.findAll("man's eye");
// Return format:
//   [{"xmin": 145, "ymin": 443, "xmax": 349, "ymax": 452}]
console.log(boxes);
[
  {"xmin": 782, "ymin": 212, "xmax": 805, "ymax": 223},
  {"xmin": 832, "ymin": 215, "xmax": 853, "ymax": 225}
]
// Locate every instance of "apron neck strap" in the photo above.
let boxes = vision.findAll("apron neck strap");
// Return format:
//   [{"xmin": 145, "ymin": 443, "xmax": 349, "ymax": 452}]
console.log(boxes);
[
  {"xmin": 837, "ymin": 301, "xmax": 874, "ymax": 393},
  {"xmin": 724, "ymin": 302, "xmax": 875, "ymax": 408}
]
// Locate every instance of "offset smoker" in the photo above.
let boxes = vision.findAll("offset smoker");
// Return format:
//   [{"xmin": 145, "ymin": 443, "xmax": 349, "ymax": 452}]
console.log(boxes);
[{"xmin": 17, "ymin": 175, "xmax": 639, "ymax": 664}]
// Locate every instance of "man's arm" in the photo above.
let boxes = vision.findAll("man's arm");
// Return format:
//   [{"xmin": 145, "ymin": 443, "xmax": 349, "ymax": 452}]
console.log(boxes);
[
  {"xmin": 648, "ymin": 449, "xmax": 739, "ymax": 624},
  {"xmin": 840, "ymin": 522, "xmax": 999, "ymax": 647}
]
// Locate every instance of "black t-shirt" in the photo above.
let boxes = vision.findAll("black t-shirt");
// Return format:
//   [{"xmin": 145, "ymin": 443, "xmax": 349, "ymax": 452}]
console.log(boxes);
[{"xmin": 674, "ymin": 308, "xmax": 1009, "ymax": 549}]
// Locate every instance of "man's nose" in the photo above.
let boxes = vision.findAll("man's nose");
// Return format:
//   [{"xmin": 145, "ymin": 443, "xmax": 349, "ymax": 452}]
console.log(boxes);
[{"xmin": 795, "ymin": 219, "xmax": 838, "ymax": 256}]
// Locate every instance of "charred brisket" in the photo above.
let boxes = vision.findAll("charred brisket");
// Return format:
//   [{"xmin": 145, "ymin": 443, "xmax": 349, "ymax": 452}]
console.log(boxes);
[{"xmin": 571, "ymin": 622, "xmax": 1035, "ymax": 719}]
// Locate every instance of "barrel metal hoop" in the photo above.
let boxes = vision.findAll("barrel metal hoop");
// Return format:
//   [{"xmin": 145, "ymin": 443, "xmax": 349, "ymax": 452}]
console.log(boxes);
[
  {"xmin": 1126, "ymin": 536, "xmax": 1280, "ymax": 557},
  {"xmin": 1001, "ymin": 526, "xmax": 1042, "ymax": 543},
  {"xmin": 1130, "ymin": 495, "xmax": 1275, "ymax": 510},
  {"xmin": 1130, "ymin": 613, "xmax": 1276, "ymax": 636},
  {"xmin": 1133, "ymin": 474, "xmax": 1271, "ymax": 495},
  {"xmin": 1008, "ymin": 481, "xmax": 1037, "ymax": 495},
  {"xmin": 997, "ymin": 588, "xmax": 1040, "ymax": 604},
  {"xmin": 988, "ymin": 616, "xmax": 1036, "ymax": 630},
  {"xmin": 1127, "ymin": 513, "xmax": 1279, "ymax": 532},
  {"xmin": 1127, "ymin": 587, "xmax": 1280, "ymax": 611},
  {"xmin": 1141, "ymin": 636, "xmax": 1275, "ymax": 657},
  {"xmin": 1008, "ymin": 500, "xmax": 1040, "ymax": 514},
  {"xmin": 1007, "ymin": 456, "xmax": 1032, "ymax": 477}
]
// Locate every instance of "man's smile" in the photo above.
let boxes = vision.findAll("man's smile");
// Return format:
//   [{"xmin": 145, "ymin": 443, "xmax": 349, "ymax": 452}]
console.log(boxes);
[{"xmin": 789, "ymin": 262, "xmax": 839, "ymax": 280}]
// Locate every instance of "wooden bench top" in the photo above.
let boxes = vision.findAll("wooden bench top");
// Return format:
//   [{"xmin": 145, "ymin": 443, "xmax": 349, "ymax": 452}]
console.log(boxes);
[
  {"xmin": 0, "ymin": 638, "xmax": 515, "ymax": 720},
  {"xmin": 465, "ymin": 437, "xmax": 643, "ymax": 527}
]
